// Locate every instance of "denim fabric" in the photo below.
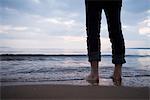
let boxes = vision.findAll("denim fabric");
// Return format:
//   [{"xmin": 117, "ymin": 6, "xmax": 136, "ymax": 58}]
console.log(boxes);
[
  {"xmin": 85, "ymin": 1, "xmax": 126, "ymax": 64},
  {"xmin": 88, "ymin": 51, "xmax": 101, "ymax": 62}
]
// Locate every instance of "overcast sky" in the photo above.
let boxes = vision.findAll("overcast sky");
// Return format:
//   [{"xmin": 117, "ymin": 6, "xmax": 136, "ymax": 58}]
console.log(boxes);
[{"xmin": 0, "ymin": 0, "xmax": 150, "ymax": 51}]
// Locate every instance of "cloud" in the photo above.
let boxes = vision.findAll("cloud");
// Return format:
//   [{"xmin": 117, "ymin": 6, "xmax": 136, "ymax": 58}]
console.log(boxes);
[
  {"xmin": 139, "ymin": 27, "xmax": 150, "ymax": 37},
  {"xmin": 0, "ymin": 25, "xmax": 29, "ymax": 33},
  {"xmin": 0, "ymin": 24, "xmax": 44, "ymax": 40},
  {"xmin": 138, "ymin": 11, "xmax": 150, "ymax": 37},
  {"xmin": 1, "ymin": 3, "xmax": 85, "ymax": 36},
  {"xmin": 28, "ymin": 14, "xmax": 85, "ymax": 36},
  {"xmin": 1, "ymin": 7, "xmax": 19, "ymax": 14},
  {"xmin": 32, "ymin": 0, "xmax": 41, "ymax": 4},
  {"xmin": 0, "ymin": 36, "xmax": 86, "ymax": 49},
  {"xmin": 37, "ymin": 17, "xmax": 77, "ymax": 29},
  {"xmin": 125, "ymin": 40, "xmax": 149, "ymax": 48}
]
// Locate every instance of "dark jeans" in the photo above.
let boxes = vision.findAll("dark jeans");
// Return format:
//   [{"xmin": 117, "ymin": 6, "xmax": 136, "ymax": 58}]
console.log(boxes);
[{"xmin": 85, "ymin": 1, "xmax": 126, "ymax": 64}]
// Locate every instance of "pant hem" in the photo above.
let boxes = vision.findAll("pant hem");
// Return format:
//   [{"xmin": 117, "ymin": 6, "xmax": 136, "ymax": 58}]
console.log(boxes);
[{"xmin": 88, "ymin": 52, "xmax": 101, "ymax": 62}]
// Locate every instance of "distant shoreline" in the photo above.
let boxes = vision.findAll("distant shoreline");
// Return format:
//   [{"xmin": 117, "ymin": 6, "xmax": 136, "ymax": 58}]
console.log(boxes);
[
  {"xmin": 0, "ymin": 54, "xmax": 149, "ymax": 57},
  {"xmin": 127, "ymin": 48, "xmax": 150, "ymax": 49}
]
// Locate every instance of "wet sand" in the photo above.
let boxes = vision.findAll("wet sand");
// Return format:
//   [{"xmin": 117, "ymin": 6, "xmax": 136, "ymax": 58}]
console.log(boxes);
[{"xmin": 1, "ymin": 84, "xmax": 149, "ymax": 100}]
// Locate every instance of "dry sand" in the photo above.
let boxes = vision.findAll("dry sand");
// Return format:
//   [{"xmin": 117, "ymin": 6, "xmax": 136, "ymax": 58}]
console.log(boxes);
[{"xmin": 1, "ymin": 84, "xmax": 149, "ymax": 100}]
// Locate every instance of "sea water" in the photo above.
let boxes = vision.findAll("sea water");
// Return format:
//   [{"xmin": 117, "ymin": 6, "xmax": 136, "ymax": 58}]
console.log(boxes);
[{"xmin": 0, "ymin": 48, "xmax": 150, "ymax": 87}]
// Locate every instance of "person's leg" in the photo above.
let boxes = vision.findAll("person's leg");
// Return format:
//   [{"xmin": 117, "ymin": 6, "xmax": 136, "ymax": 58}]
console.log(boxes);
[
  {"xmin": 85, "ymin": 1, "xmax": 102, "ymax": 82},
  {"xmin": 114, "ymin": 64, "xmax": 122, "ymax": 80},
  {"xmin": 90, "ymin": 61, "xmax": 99, "ymax": 78},
  {"xmin": 104, "ymin": 6, "xmax": 126, "ymax": 81}
]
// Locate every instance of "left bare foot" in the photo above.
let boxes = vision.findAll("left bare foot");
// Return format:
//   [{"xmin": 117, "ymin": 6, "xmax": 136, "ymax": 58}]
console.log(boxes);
[
  {"xmin": 85, "ymin": 74, "xmax": 99, "ymax": 85},
  {"xmin": 112, "ymin": 64, "xmax": 122, "ymax": 86}
]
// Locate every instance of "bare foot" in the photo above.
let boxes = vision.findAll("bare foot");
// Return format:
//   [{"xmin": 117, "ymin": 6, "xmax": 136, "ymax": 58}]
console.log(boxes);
[
  {"xmin": 112, "ymin": 64, "xmax": 122, "ymax": 86},
  {"xmin": 86, "ymin": 61, "xmax": 99, "ymax": 85},
  {"xmin": 111, "ymin": 76, "xmax": 122, "ymax": 86},
  {"xmin": 85, "ymin": 74, "xmax": 99, "ymax": 85}
]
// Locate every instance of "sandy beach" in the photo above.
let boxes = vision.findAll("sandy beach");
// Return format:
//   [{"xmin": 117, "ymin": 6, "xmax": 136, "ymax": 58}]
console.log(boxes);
[{"xmin": 1, "ymin": 84, "xmax": 149, "ymax": 100}]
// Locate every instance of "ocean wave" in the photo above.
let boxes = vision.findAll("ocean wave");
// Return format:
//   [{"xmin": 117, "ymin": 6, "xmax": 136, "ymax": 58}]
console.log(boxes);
[
  {"xmin": 1, "ymin": 75, "xmax": 150, "ymax": 83},
  {"xmin": 0, "ymin": 54, "xmax": 150, "ymax": 61},
  {"xmin": 1, "ymin": 66, "xmax": 150, "ymax": 83}
]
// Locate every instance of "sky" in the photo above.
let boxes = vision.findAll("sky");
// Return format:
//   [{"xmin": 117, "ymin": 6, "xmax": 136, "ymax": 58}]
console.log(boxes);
[{"xmin": 0, "ymin": 0, "xmax": 150, "ymax": 52}]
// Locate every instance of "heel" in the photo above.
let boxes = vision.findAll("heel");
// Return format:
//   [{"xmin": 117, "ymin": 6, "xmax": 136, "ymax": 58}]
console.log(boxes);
[
  {"xmin": 85, "ymin": 76, "xmax": 99, "ymax": 85},
  {"xmin": 111, "ymin": 76, "xmax": 122, "ymax": 86}
]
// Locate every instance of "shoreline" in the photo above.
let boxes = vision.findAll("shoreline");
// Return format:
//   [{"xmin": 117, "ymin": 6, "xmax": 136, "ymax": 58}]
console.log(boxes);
[
  {"xmin": 1, "ymin": 77, "xmax": 150, "ymax": 87},
  {"xmin": 1, "ymin": 84, "xmax": 149, "ymax": 100}
]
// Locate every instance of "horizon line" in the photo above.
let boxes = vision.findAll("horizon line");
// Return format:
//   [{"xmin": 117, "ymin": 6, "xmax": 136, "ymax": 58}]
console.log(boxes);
[
  {"xmin": 0, "ymin": 47, "xmax": 150, "ymax": 49},
  {"xmin": 0, "ymin": 54, "xmax": 150, "ymax": 57}
]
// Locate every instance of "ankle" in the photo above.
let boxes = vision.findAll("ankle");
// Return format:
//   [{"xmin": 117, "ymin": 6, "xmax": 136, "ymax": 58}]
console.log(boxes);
[
  {"xmin": 115, "ymin": 64, "xmax": 122, "ymax": 68},
  {"xmin": 113, "ymin": 64, "xmax": 122, "ymax": 79},
  {"xmin": 91, "ymin": 68, "xmax": 98, "ymax": 74},
  {"xmin": 114, "ymin": 64, "xmax": 122, "ymax": 72},
  {"xmin": 91, "ymin": 61, "xmax": 99, "ymax": 67},
  {"xmin": 91, "ymin": 73, "xmax": 99, "ymax": 78},
  {"xmin": 89, "ymin": 72, "xmax": 99, "ymax": 78},
  {"xmin": 90, "ymin": 61, "xmax": 99, "ymax": 76}
]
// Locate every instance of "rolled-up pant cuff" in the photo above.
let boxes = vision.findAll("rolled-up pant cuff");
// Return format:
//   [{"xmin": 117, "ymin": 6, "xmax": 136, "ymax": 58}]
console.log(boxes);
[
  {"xmin": 112, "ymin": 55, "xmax": 126, "ymax": 64},
  {"xmin": 88, "ymin": 52, "xmax": 101, "ymax": 62}
]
